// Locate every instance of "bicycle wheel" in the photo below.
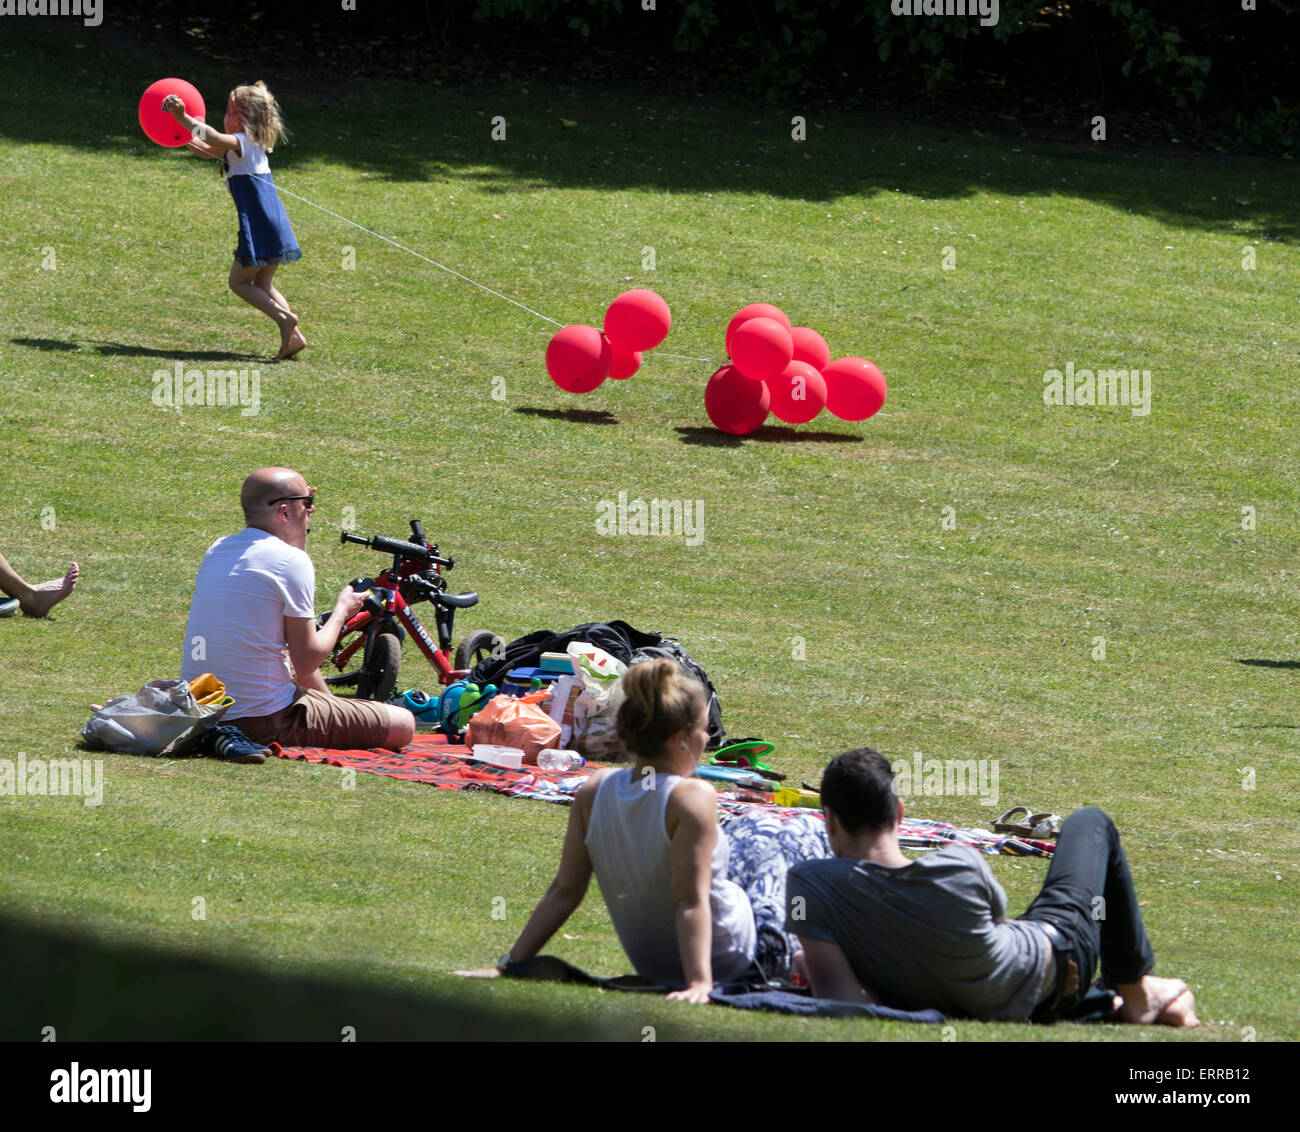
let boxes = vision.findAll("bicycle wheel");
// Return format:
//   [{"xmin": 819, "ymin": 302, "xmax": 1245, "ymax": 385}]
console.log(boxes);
[
  {"xmin": 356, "ymin": 630, "xmax": 402, "ymax": 702},
  {"xmin": 454, "ymin": 629, "xmax": 504, "ymax": 672}
]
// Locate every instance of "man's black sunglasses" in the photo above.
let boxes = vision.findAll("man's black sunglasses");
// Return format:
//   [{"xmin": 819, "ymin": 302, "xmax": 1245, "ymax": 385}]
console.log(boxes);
[{"xmin": 269, "ymin": 493, "xmax": 316, "ymax": 509}]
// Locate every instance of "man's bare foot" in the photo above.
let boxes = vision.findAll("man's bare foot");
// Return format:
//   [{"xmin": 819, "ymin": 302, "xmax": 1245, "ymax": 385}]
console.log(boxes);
[
  {"xmin": 1117, "ymin": 975, "xmax": 1200, "ymax": 1027},
  {"xmin": 276, "ymin": 326, "xmax": 307, "ymax": 360},
  {"xmin": 21, "ymin": 562, "xmax": 79, "ymax": 617}
]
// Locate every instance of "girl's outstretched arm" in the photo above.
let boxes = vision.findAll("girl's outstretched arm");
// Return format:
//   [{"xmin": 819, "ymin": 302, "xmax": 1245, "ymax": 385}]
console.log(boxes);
[
  {"xmin": 162, "ymin": 95, "xmax": 241, "ymax": 157},
  {"xmin": 185, "ymin": 137, "xmax": 223, "ymax": 160}
]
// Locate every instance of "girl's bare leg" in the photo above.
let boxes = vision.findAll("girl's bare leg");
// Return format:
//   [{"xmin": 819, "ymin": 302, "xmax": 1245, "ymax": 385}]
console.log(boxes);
[
  {"xmin": 254, "ymin": 263, "xmax": 292, "ymax": 317},
  {"xmin": 228, "ymin": 261, "xmax": 299, "ymax": 354},
  {"xmin": 254, "ymin": 262, "xmax": 306, "ymax": 359},
  {"xmin": 0, "ymin": 551, "xmax": 79, "ymax": 616}
]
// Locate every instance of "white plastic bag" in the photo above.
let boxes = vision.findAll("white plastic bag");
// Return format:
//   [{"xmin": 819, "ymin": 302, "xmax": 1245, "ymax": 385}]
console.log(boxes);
[
  {"xmin": 81, "ymin": 679, "xmax": 230, "ymax": 757},
  {"xmin": 567, "ymin": 641, "xmax": 627, "ymax": 761}
]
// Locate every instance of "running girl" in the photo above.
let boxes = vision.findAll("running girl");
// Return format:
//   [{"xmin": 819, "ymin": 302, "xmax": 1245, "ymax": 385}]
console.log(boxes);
[{"xmin": 164, "ymin": 82, "xmax": 306, "ymax": 359}]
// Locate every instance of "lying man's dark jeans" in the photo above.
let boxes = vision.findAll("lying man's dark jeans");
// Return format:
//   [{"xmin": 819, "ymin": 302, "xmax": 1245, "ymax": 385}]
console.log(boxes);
[{"xmin": 1019, "ymin": 807, "xmax": 1156, "ymax": 1022}]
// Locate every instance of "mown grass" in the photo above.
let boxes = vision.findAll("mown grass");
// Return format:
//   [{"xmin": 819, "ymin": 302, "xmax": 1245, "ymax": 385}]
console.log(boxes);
[{"xmin": 0, "ymin": 21, "xmax": 1296, "ymax": 1040}]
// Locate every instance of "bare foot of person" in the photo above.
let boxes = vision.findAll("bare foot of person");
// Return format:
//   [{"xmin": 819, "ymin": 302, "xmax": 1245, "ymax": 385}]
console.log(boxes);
[
  {"xmin": 1117, "ymin": 975, "xmax": 1200, "ymax": 1027},
  {"xmin": 21, "ymin": 562, "xmax": 79, "ymax": 617},
  {"xmin": 276, "ymin": 327, "xmax": 307, "ymax": 360},
  {"xmin": 276, "ymin": 312, "xmax": 306, "ymax": 359}
]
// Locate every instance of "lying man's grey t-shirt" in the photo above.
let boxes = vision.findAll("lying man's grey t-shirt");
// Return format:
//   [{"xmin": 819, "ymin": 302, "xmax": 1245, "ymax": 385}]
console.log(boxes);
[{"xmin": 787, "ymin": 845, "xmax": 1050, "ymax": 1021}]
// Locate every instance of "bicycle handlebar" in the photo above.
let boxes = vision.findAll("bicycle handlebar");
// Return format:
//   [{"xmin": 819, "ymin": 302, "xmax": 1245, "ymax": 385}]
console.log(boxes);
[{"xmin": 340, "ymin": 529, "xmax": 453, "ymax": 568}]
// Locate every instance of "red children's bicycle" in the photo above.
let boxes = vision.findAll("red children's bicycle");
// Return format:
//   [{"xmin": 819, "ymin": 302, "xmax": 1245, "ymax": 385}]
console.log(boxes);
[{"xmin": 320, "ymin": 519, "xmax": 503, "ymax": 703}]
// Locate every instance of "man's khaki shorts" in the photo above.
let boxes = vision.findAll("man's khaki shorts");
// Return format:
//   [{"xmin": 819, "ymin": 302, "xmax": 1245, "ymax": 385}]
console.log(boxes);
[{"xmin": 233, "ymin": 688, "xmax": 395, "ymax": 750}]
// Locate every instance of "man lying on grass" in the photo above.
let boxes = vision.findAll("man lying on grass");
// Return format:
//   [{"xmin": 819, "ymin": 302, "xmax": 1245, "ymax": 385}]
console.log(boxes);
[{"xmin": 786, "ymin": 749, "xmax": 1199, "ymax": 1027}]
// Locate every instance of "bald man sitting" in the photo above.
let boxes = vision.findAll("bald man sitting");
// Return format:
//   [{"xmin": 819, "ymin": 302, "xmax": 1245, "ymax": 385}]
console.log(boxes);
[{"xmin": 180, "ymin": 467, "xmax": 415, "ymax": 757}]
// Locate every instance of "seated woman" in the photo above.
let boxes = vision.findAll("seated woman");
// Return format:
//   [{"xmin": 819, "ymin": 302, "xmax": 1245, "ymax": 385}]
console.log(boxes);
[{"xmin": 495, "ymin": 658, "xmax": 829, "ymax": 1002}]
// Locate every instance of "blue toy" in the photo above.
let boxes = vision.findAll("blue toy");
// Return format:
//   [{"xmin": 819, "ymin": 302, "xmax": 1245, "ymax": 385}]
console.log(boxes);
[{"xmin": 393, "ymin": 682, "xmax": 497, "ymax": 741}]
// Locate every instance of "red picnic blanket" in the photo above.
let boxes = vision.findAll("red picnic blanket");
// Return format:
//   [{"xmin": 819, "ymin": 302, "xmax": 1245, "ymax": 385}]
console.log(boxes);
[
  {"xmin": 274, "ymin": 732, "xmax": 583, "ymax": 802},
  {"xmin": 273, "ymin": 734, "xmax": 1055, "ymax": 857}
]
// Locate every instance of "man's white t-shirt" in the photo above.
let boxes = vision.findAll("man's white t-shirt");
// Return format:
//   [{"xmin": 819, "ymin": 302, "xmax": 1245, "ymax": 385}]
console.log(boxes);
[{"xmin": 180, "ymin": 528, "xmax": 316, "ymax": 719}]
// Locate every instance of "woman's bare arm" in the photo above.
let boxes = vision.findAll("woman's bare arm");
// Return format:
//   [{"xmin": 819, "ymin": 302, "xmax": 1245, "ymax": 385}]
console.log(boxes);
[{"xmin": 665, "ymin": 778, "xmax": 719, "ymax": 1003}]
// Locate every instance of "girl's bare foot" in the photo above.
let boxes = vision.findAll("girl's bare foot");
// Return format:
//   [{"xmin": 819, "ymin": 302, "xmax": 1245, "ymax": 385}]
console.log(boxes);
[
  {"xmin": 276, "ymin": 326, "xmax": 307, "ymax": 360},
  {"xmin": 1117, "ymin": 975, "xmax": 1200, "ymax": 1027},
  {"xmin": 275, "ymin": 310, "xmax": 300, "ymax": 354},
  {"xmin": 21, "ymin": 562, "xmax": 79, "ymax": 617}
]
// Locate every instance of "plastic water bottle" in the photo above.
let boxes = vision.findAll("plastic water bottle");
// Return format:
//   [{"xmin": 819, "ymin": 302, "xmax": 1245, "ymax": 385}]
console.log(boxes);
[{"xmin": 537, "ymin": 748, "xmax": 585, "ymax": 772}]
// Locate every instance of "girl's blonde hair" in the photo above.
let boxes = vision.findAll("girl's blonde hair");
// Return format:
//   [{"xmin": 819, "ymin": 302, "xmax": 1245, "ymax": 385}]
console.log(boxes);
[
  {"xmin": 616, "ymin": 659, "xmax": 705, "ymax": 762},
  {"xmin": 229, "ymin": 81, "xmax": 287, "ymax": 153}
]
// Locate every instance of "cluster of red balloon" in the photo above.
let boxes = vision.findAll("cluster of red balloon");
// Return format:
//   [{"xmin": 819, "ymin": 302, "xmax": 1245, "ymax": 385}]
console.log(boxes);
[
  {"xmin": 139, "ymin": 78, "xmax": 206, "ymax": 147},
  {"xmin": 705, "ymin": 303, "xmax": 887, "ymax": 436},
  {"xmin": 545, "ymin": 289, "xmax": 672, "ymax": 393}
]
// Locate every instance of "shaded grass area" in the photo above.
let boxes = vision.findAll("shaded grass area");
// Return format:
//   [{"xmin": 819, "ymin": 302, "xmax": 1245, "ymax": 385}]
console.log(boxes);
[
  {"xmin": 1, "ymin": 19, "xmax": 1296, "ymax": 242},
  {"xmin": 1, "ymin": 18, "xmax": 1297, "ymax": 1041}
]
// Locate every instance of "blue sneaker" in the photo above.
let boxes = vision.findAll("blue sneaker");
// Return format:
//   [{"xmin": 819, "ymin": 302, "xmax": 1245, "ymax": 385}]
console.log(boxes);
[
  {"xmin": 0, "ymin": 597, "xmax": 18, "ymax": 618},
  {"xmin": 207, "ymin": 725, "xmax": 269, "ymax": 764},
  {"xmin": 391, "ymin": 688, "xmax": 442, "ymax": 723}
]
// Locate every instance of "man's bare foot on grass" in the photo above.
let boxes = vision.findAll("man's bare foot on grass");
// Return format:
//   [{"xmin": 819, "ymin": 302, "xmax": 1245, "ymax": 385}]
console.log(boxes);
[
  {"xmin": 21, "ymin": 562, "xmax": 79, "ymax": 617},
  {"xmin": 1117, "ymin": 975, "xmax": 1200, "ymax": 1027}
]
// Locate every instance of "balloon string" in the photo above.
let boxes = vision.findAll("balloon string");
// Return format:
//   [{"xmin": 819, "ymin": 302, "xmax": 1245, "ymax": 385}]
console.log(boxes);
[
  {"xmin": 273, "ymin": 181, "xmax": 717, "ymax": 364},
  {"xmin": 275, "ymin": 184, "xmax": 565, "ymax": 328}
]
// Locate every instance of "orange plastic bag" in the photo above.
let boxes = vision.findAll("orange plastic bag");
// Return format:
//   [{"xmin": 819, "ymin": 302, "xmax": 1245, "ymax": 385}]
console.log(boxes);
[{"xmin": 466, "ymin": 695, "xmax": 561, "ymax": 763}]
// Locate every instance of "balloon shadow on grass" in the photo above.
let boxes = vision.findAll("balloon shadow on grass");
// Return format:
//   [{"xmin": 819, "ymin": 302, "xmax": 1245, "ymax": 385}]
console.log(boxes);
[
  {"xmin": 1230, "ymin": 723, "xmax": 1300, "ymax": 729},
  {"xmin": 676, "ymin": 425, "xmax": 863, "ymax": 447},
  {"xmin": 1234, "ymin": 658, "xmax": 1300, "ymax": 670},
  {"xmin": 515, "ymin": 407, "xmax": 618, "ymax": 425},
  {"xmin": 10, "ymin": 337, "xmax": 82, "ymax": 352},
  {"xmin": 11, "ymin": 337, "xmax": 264, "ymax": 363}
]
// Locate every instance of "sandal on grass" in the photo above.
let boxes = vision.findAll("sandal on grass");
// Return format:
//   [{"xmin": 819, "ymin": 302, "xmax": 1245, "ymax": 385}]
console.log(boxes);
[{"xmin": 993, "ymin": 806, "xmax": 1063, "ymax": 840}]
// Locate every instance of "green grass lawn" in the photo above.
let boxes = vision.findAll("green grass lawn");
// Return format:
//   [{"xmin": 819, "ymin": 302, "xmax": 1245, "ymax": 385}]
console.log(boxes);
[{"xmin": 0, "ymin": 22, "xmax": 1297, "ymax": 1041}]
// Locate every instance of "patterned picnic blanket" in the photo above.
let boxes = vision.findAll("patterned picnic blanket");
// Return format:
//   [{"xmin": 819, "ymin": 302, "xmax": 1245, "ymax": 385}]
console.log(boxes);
[
  {"xmin": 274, "ymin": 734, "xmax": 1055, "ymax": 857},
  {"xmin": 274, "ymin": 733, "xmax": 581, "ymax": 803}
]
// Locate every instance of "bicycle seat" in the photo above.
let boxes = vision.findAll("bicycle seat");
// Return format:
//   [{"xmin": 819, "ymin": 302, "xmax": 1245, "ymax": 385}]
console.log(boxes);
[{"xmin": 437, "ymin": 591, "xmax": 479, "ymax": 608}]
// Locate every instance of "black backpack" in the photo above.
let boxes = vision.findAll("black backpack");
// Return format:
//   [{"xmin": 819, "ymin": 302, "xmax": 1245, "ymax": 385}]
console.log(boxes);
[
  {"xmin": 628, "ymin": 640, "xmax": 726, "ymax": 750},
  {"xmin": 470, "ymin": 621, "xmax": 726, "ymax": 749}
]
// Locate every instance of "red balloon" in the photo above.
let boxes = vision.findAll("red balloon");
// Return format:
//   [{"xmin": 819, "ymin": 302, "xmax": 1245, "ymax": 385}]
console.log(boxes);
[
  {"xmin": 725, "ymin": 303, "xmax": 790, "ymax": 355},
  {"xmin": 823, "ymin": 356, "xmax": 887, "ymax": 421},
  {"xmin": 730, "ymin": 317, "xmax": 792, "ymax": 383},
  {"xmin": 604, "ymin": 289, "xmax": 671, "ymax": 352},
  {"xmin": 607, "ymin": 340, "xmax": 642, "ymax": 379},
  {"xmin": 546, "ymin": 325, "xmax": 610, "ymax": 392},
  {"xmin": 139, "ymin": 78, "xmax": 206, "ymax": 148},
  {"xmin": 789, "ymin": 326, "xmax": 831, "ymax": 372},
  {"xmin": 767, "ymin": 361, "xmax": 827, "ymax": 425},
  {"xmin": 705, "ymin": 365, "xmax": 770, "ymax": 436}
]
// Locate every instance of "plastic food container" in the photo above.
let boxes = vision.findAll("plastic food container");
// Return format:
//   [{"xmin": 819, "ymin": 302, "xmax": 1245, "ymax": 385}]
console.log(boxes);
[{"xmin": 471, "ymin": 744, "xmax": 525, "ymax": 770}]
